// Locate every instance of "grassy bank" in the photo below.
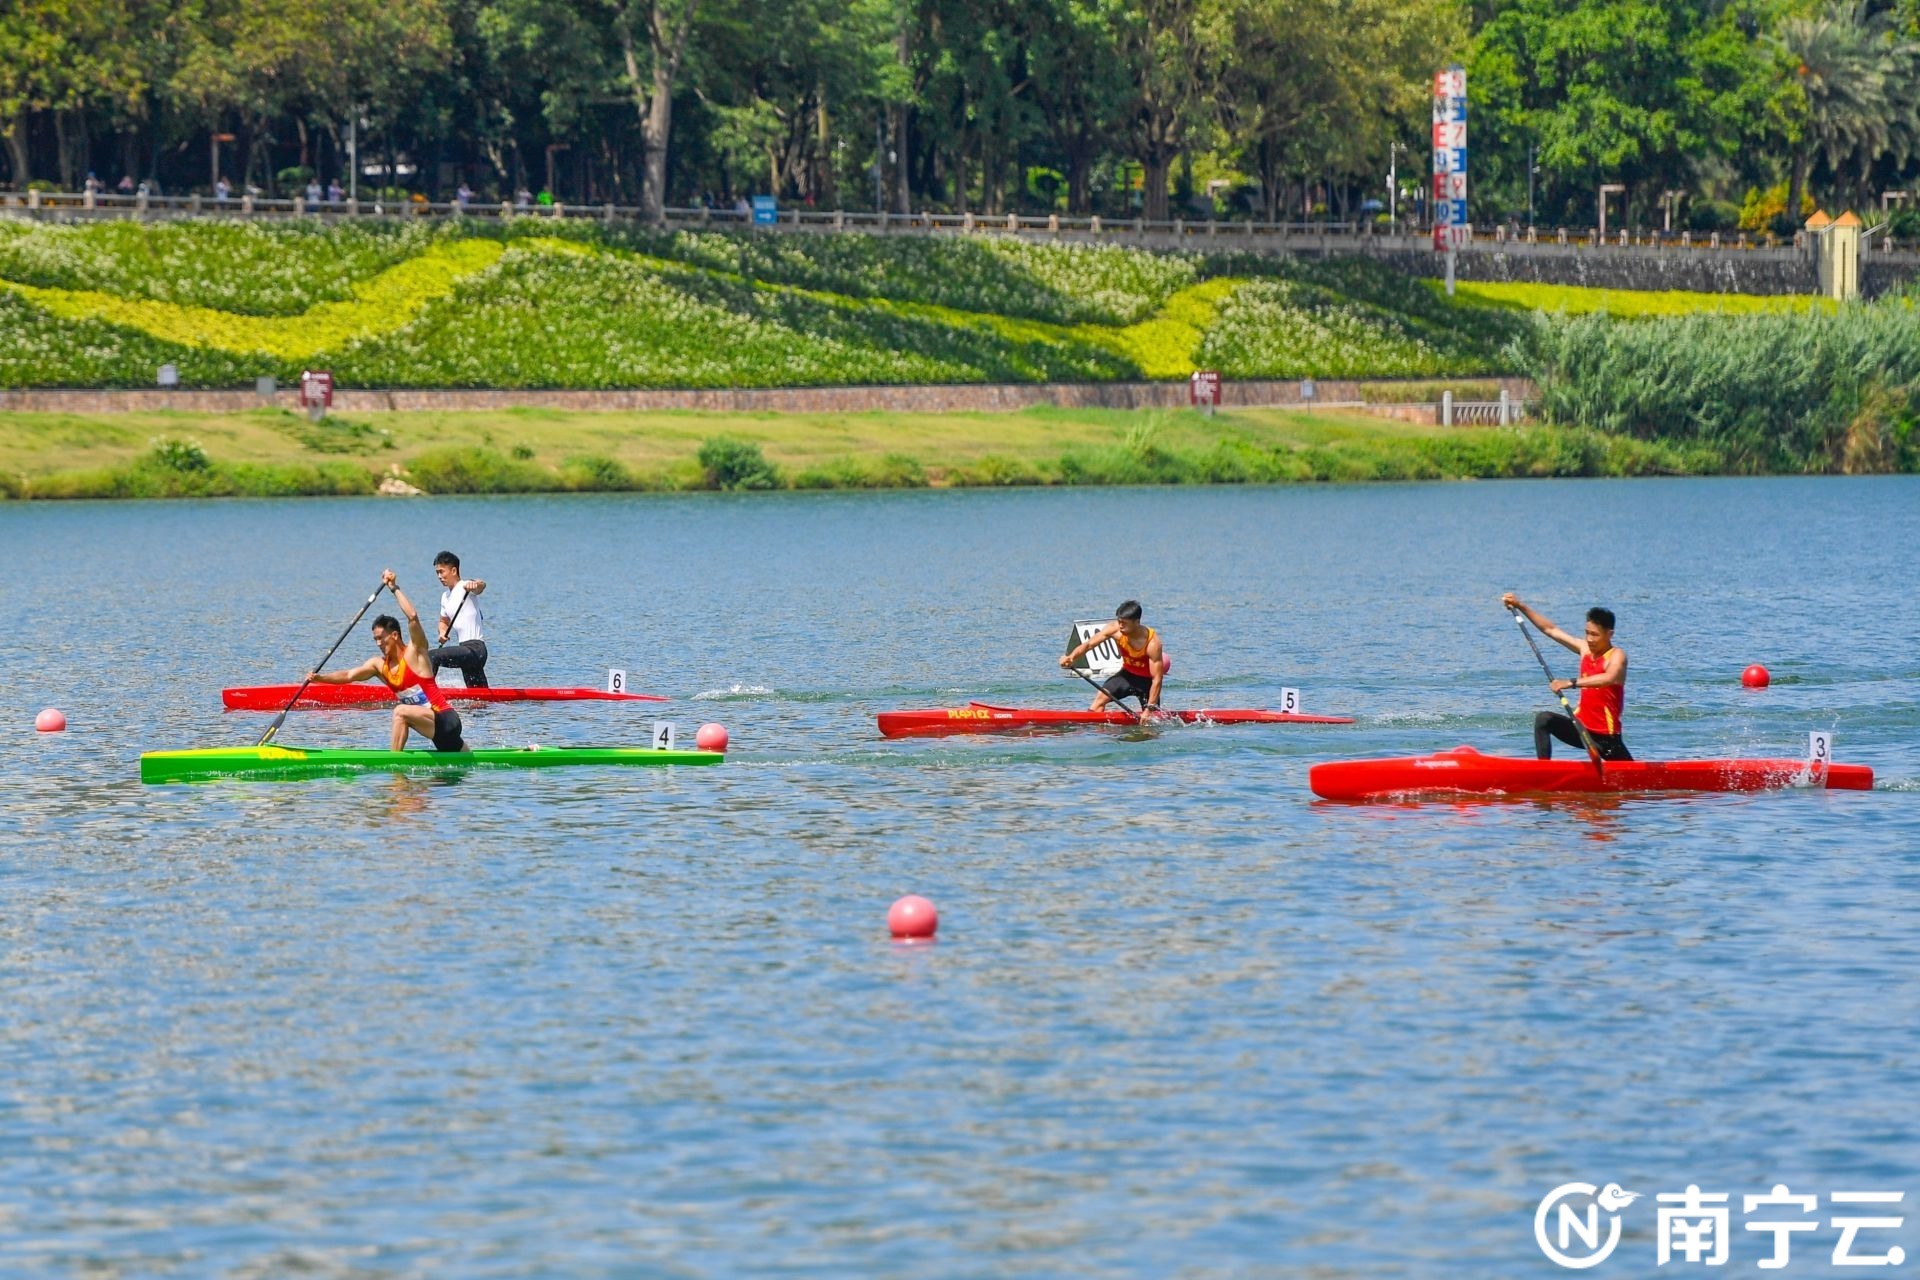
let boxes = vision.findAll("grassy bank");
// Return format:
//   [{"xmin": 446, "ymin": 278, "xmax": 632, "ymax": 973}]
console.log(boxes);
[{"xmin": 0, "ymin": 405, "xmax": 1723, "ymax": 499}]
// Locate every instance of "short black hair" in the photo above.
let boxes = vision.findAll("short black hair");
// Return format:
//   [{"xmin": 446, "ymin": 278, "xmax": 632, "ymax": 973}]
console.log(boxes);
[
  {"xmin": 1586, "ymin": 606, "xmax": 1616, "ymax": 631},
  {"xmin": 433, "ymin": 551, "xmax": 460, "ymax": 571},
  {"xmin": 371, "ymin": 613, "xmax": 402, "ymax": 637},
  {"xmin": 1115, "ymin": 599, "xmax": 1143, "ymax": 622}
]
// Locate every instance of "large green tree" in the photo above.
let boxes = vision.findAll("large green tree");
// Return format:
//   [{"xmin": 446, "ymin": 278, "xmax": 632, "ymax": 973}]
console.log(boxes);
[{"xmin": 1471, "ymin": 0, "xmax": 1785, "ymax": 225}]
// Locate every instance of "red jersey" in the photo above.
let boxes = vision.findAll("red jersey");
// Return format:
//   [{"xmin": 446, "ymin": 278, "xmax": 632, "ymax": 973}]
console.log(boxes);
[
  {"xmin": 379, "ymin": 655, "xmax": 449, "ymax": 711},
  {"xmin": 1117, "ymin": 626, "xmax": 1158, "ymax": 677},
  {"xmin": 1576, "ymin": 649, "xmax": 1623, "ymax": 735}
]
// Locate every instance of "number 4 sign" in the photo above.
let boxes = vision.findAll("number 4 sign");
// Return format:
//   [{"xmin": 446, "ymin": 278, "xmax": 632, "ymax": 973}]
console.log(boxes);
[{"xmin": 653, "ymin": 721, "xmax": 676, "ymax": 751}]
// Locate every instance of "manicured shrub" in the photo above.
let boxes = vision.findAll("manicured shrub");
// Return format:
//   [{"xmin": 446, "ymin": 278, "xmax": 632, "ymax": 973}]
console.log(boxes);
[{"xmin": 696, "ymin": 435, "xmax": 781, "ymax": 489}]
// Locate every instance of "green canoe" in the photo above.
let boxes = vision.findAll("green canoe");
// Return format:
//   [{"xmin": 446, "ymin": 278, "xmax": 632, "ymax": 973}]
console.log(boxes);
[{"xmin": 140, "ymin": 743, "xmax": 725, "ymax": 784}]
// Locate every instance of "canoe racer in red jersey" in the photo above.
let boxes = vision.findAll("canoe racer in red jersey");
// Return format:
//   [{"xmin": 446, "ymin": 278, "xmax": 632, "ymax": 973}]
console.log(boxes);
[
  {"xmin": 1501, "ymin": 592, "xmax": 1631, "ymax": 762},
  {"xmin": 1060, "ymin": 599, "xmax": 1166, "ymax": 712},
  {"xmin": 306, "ymin": 568, "xmax": 469, "ymax": 752}
]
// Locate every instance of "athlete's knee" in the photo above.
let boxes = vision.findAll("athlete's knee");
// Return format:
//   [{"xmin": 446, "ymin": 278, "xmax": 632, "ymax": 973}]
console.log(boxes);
[{"xmin": 1534, "ymin": 711, "xmax": 1558, "ymax": 731}]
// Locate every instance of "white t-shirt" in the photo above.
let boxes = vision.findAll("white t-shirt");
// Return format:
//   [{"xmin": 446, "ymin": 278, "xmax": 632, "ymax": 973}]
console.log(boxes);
[{"xmin": 440, "ymin": 582, "xmax": 486, "ymax": 644}]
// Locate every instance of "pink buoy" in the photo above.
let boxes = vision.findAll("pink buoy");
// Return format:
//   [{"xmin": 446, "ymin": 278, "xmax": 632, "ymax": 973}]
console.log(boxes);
[
  {"xmin": 888, "ymin": 894, "xmax": 938, "ymax": 940},
  {"xmin": 1741, "ymin": 664, "xmax": 1770, "ymax": 689},
  {"xmin": 695, "ymin": 722, "xmax": 729, "ymax": 753},
  {"xmin": 35, "ymin": 707, "xmax": 65, "ymax": 733}
]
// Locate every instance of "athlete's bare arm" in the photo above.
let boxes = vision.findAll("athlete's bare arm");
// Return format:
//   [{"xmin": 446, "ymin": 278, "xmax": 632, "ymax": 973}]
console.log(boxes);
[
  {"xmin": 309, "ymin": 655, "xmax": 383, "ymax": 684},
  {"xmin": 1501, "ymin": 593, "xmax": 1580, "ymax": 653},
  {"xmin": 384, "ymin": 571, "xmax": 435, "ymax": 673}
]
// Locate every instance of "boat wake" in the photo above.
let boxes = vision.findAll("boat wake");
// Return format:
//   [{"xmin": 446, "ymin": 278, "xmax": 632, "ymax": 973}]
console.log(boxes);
[{"xmin": 692, "ymin": 684, "xmax": 776, "ymax": 701}]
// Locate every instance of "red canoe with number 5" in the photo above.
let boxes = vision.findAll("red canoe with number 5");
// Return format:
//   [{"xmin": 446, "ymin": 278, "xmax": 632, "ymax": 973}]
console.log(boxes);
[
  {"xmin": 1308, "ymin": 746, "xmax": 1873, "ymax": 800},
  {"xmin": 877, "ymin": 702, "xmax": 1353, "ymax": 738},
  {"xmin": 223, "ymin": 684, "xmax": 668, "ymax": 711}
]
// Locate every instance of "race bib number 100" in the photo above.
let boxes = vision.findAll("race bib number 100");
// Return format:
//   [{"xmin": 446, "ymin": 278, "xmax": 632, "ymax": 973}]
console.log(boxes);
[{"xmin": 1066, "ymin": 620, "xmax": 1123, "ymax": 679}]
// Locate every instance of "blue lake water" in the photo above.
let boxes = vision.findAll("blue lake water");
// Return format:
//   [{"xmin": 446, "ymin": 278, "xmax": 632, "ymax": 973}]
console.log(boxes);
[{"xmin": 2, "ymin": 477, "xmax": 1918, "ymax": 1276}]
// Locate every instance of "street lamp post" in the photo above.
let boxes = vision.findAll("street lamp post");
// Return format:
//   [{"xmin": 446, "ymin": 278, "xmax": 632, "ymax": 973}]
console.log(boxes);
[
  {"xmin": 1598, "ymin": 182, "xmax": 1625, "ymax": 239},
  {"xmin": 1662, "ymin": 189, "xmax": 1685, "ymax": 232},
  {"xmin": 1388, "ymin": 142, "xmax": 1399, "ymax": 234},
  {"xmin": 1527, "ymin": 142, "xmax": 1536, "ymax": 227}
]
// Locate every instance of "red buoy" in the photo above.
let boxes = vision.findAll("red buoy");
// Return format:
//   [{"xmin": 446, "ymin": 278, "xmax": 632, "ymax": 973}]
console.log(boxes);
[
  {"xmin": 1741, "ymin": 664, "xmax": 1771, "ymax": 689},
  {"xmin": 888, "ymin": 894, "xmax": 938, "ymax": 940},
  {"xmin": 695, "ymin": 722, "xmax": 729, "ymax": 752},
  {"xmin": 35, "ymin": 708, "xmax": 65, "ymax": 733}
]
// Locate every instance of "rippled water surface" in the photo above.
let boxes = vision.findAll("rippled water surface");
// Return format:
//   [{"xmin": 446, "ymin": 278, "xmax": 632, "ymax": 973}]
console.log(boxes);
[{"xmin": 3, "ymin": 478, "xmax": 1918, "ymax": 1277}]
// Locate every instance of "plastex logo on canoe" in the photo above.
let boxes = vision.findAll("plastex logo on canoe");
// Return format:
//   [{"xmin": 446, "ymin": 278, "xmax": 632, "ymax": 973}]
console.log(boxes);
[{"xmin": 1535, "ymin": 1182, "xmax": 1907, "ymax": 1269}]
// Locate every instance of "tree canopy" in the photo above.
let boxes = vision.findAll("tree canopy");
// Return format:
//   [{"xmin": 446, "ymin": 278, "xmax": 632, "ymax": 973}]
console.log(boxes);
[{"xmin": 3, "ymin": 0, "xmax": 1918, "ymax": 230}]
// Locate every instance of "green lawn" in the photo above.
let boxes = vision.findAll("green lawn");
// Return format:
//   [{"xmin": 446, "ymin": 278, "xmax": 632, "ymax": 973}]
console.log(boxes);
[{"xmin": 0, "ymin": 403, "xmax": 1724, "ymax": 499}]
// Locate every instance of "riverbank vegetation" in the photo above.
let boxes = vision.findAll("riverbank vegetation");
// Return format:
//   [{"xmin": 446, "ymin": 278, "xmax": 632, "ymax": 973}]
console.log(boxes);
[
  {"xmin": 0, "ymin": 404, "xmax": 1722, "ymax": 500},
  {"xmin": 0, "ymin": 218, "xmax": 1855, "ymax": 392},
  {"xmin": 0, "ymin": 221, "xmax": 1534, "ymax": 387},
  {"xmin": 1526, "ymin": 299, "xmax": 1920, "ymax": 473}
]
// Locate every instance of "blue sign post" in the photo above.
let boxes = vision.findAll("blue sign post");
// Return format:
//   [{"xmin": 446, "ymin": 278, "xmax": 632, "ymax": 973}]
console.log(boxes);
[{"xmin": 751, "ymin": 195, "xmax": 777, "ymax": 226}]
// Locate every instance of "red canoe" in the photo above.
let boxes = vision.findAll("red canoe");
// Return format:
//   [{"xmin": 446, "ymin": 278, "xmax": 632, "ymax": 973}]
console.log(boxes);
[
  {"xmin": 1309, "ymin": 746, "xmax": 1873, "ymax": 800},
  {"xmin": 877, "ymin": 701, "xmax": 1354, "ymax": 738},
  {"xmin": 224, "ymin": 684, "xmax": 668, "ymax": 711}
]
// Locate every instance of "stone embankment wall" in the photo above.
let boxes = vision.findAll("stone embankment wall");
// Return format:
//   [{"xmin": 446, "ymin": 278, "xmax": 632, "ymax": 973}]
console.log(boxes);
[
  {"xmin": 1380, "ymin": 243, "xmax": 1918, "ymax": 298},
  {"xmin": 1380, "ymin": 246, "xmax": 1820, "ymax": 295},
  {"xmin": 0, "ymin": 377, "xmax": 1536, "ymax": 416}
]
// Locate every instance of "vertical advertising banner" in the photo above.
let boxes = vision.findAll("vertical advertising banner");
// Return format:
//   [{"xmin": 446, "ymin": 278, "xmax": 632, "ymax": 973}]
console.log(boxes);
[{"xmin": 1432, "ymin": 65, "xmax": 1468, "ymax": 251}]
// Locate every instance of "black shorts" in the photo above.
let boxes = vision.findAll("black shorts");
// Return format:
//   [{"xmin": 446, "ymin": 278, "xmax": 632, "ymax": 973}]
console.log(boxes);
[
  {"xmin": 428, "ymin": 639, "xmax": 489, "ymax": 688},
  {"xmin": 431, "ymin": 708, "xmax": 468, "ymax": 752},
  {"xmin": 1101, "ymin": 670, "xmax": 1156, "ymax": 706},
  {"xmin": 1534, "ymin": 711, "xmax": 1631, "ymax": 762}
]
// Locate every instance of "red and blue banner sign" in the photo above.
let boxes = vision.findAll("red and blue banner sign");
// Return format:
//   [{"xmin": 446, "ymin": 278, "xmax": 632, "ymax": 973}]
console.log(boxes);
[{"xmin": 1432, "ymin": 66, "xmax": 1468, "ymax": 251}]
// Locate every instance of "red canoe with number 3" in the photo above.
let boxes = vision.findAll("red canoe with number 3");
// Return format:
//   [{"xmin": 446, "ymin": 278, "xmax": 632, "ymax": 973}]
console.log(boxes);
[
  {"xmin": 877, "ymin": 701, "xmax": 1353, "ymax": 738},
  {"xmin": 1309, "ymin": 746, "xmax": 1873, "ymax": 800},
  {"xmin": 223, "ymin": 684, "xmax": 668, "ymax": 711}
]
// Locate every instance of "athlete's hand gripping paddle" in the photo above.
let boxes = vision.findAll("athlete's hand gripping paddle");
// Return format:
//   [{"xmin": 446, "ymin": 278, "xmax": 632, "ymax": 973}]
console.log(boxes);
[
  {"xmin": 258, "ymin": 581, "xmax": 388, "ymax": 746},
  {"xmin": 1508, "ymin": 605, "xmax": 1604, "ymax": 776},
  {"xmin": 1065, "ymin": 663, "xmax": 1145, "ymax": 724}
]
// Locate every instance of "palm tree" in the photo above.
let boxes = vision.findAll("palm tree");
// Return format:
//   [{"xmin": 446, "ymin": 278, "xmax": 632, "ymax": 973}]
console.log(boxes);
[{"xmin": 1775, "ymin": 1, "xmax": 1920, "ymax": 225}]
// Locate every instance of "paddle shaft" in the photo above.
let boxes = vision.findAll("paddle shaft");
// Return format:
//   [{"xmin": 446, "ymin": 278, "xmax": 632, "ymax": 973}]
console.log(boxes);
[
  {"xmin": 1066, "ymin": 663, "xmax": 1144, "ymax": 724},
  {"xmin": 438, "ymin": 582, "xmax": 471, "ymax": 645},
  {"xmin": 1508, "ymin": 606, "xmax": 1605, "ymax": 773},
  {"xmin": 258, "ymin": 582, "xmax": 388, "ymax": 746}
]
